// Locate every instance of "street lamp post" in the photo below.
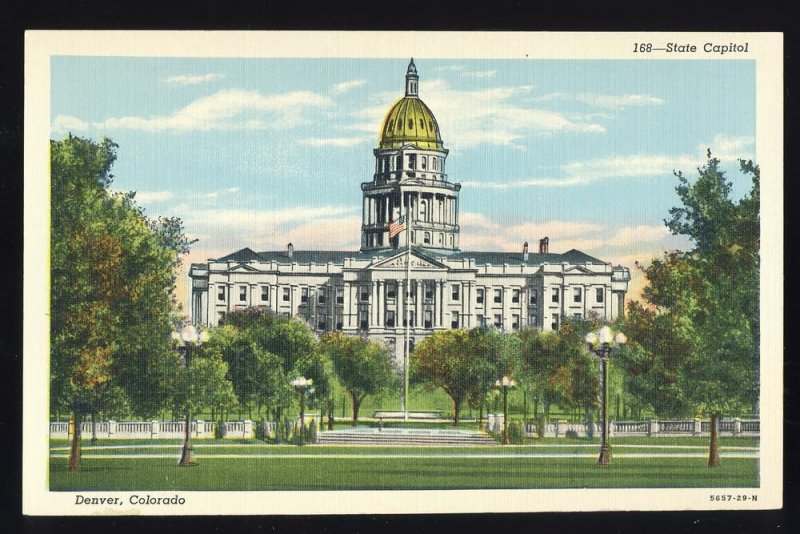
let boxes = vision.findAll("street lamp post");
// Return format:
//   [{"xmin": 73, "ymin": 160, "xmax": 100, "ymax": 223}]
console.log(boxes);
[
  {"xmin": 291, "ymin": 376, "xmax": 314, "ymax": 445},
  {"xmin": 172, "ymin": 324, "xmax": 210, "ymax": 467},
  {"xmin": 585, "ymin": 325, "xmax": 626, "ymax": 466},
  {"xmin": 494, "ymin": 376, "xmax": 517, "ymax": 445}
]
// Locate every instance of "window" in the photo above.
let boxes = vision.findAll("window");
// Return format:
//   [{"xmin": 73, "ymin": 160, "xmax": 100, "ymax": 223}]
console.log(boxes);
[
  {"xmin": 387, "ymin": 282, "xmax": 397, "ymax": 299},
  {"xmin": 421, "ymin": 155, "xmax": 427, "ymax": 169},
  {"xmin": 424, "ymin": 232, "xmax": 431, "ymax": 244},
  {"xmin": 408, "ymin": 118, "xmax": 414, "ymax": 129},
  {"xmin": 424, "ymin": 310, "xmax": 432, "ymax": 328},
  {"xmin": 318, "ymin": 290, "xmax": 326, "ymax": 304},
  {"xmin": 359, "ymin": 309, "xmax": 368, "ymax": 330},
  {"xmin": 432, "ymin": 157, "xmax": 437, "ymax": 170},
  {"xmin": 317, "ymin": 320, "xmax": 326, "ymax": 330},
  {"xmin": 336, "ymin": 287, "xmax": 344, "ymax": 304},
  {"xmin": 408, "ymin": 153, "xmax": 416, "ymax": 169},
  {"xmin": 217, "ymin": 286, "xmax": 226, "ymax": 302},
  {"xmin": 420, "ymin": 200, "xmax": 427, "ymax": 221},
  {"xmin": 387, "ymin": 120, "xmax": 394, "ymax": 131},
  {"xmin": 494, "ymin": 314, "xmax": 503, "ymax": 328},
  {"xmin": 425, "ymin": 282, "xmax": 434, "ymax": 299},
  {"xmin": 301, "ymin": 287, "xmax": 309, "ymax": 303},
  {"xmin": 419, "ymin": 118, "xmax": 425, "ymax": 129},
  {"xmin": 411, "ymin": 231, "xmax": 416, "ymax": 244},
  {"xmin": 428, "ymin": 120, "xmax": 433, "ymax": 130},
  {"xmin": 217, "ymin": 311, "xmax": 226, "ymax": 323},
  {"xmin": 360, "ymin": 287, "xmax": 369, "ymax": 302},
  {"xmin": 529, "ymin": 289, "xmax": 538, "ymax": 305},
  {"xmin": 494, "ymin": 289, "xmax": 503, "ymax": 304},
  {"xmin": 336, "ymin": 321, "xmax": 343, "ymax": 330},
  {"xmin": 512, "ymin": 289, "xmax": 520, "ymax": 303},
  {"xmin": 239, "ymin": 285, "xmax": 247, "ymax": 302},
  {"xmin": 574, "ymin": 287, "xmax": 582, "ymax": 303},
  {"xmin": 477, "ymin": 314, "xmax": 485, "ymax": 328},
  {"xmin": 438, "ymin": 233, "xmax": 443, "ymax": 244},
  {"xmin": 552, "ymin": 289, "xmax": 559, "ymax": 303},
  {"xmin": 551, "ymin": 315, "xmax": 560, "ymax": 331},
  {"xmin": 452, "ymin": 284, "xmax": 460, "ymax": 301},
  {"xmin": 283, "ymin": 287, "xmax": 290, "ymax": 302},
  {"xmin": 386, "ymin": 310, "xmax": 396, "ymax": 328},
  {"xmin": 596, "ymin": 287, "xmax": 604, "ymax": 303},
  {"xmin": 512, "ymin": 314, "xmax": 520, "ymax": 331},
  {"xmin": 476, "ymin": 288, "xmax": 484, "ymax": 304},
  {"xmin": 451, "ymin": 311, "xmax": 459, "ymax": 329},
  {"xmin": 261, "ymin": 286, "xmax": 269, "ymax": 302}
]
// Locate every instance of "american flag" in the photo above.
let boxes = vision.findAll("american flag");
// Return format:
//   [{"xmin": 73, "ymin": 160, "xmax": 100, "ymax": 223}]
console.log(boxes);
[{"xmin": 388, "ymin": 215, "xmax": 406, "ymax": 238}]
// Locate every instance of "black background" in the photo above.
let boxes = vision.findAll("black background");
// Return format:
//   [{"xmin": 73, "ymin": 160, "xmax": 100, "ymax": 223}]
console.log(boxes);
[{"xmin": 0, "ymin": 1, "xmax": 795, "ymax": 532}]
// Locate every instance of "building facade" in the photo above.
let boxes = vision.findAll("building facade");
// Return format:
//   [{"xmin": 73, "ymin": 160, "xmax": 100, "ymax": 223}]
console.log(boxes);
[{"xmin": 189, "ymin": 60, "xmax": 630, "ymax": 362}]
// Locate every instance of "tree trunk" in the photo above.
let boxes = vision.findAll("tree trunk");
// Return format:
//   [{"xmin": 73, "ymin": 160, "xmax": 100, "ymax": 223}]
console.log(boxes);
[
  {"xmin": 327, "ymin": 398, "xmax": 334, "ymax": 430},
  {"xmin": 452, "ymin": 397, "xmax": 461, "ymax": 426},
  {"xmin": 478, "ymin": 400, "xmax": 484, "ymax": 429},
  {"xmin": 68, "ymin": 409, "xmax": 81, "ymax": 472},
  {"xmin": 90, "ymin": 407, "xmax": 97, "ymax": 445},
  {"xmin": 708, "ymin": 412, "xmax": 721, "ymax": 468},
  {"xmin": 248, "ymin": 405, "xmax": 252, "ymax": 420},
  {"xmin": 350, "ymin": 391, "xmax": 361, "ymax": 426}
]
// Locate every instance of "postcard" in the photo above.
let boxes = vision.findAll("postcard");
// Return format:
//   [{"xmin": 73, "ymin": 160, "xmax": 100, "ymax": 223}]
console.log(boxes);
[{"xmin": 23, "ymin": 31, "xmax": 783, "ymax": 515}]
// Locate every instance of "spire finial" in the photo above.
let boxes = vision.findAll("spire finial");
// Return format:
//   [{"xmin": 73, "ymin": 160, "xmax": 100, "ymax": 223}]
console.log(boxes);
[{"xmin": 405, "ymin": 58, "xmax": 419, "ymax": 96}]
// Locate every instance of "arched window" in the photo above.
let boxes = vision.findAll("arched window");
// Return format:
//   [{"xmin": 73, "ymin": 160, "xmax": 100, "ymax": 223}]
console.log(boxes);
[
  {"xmin": 432, "ymin": 157, "xmax": 437, "ymax": 170},
  {"xmin": 420, "ymin": 199, "xmax": 428, "ymax": 221},
  {"xmin": 408, "ymin": 118, "xmax": 414, "ymax": 129},
  {"xmin": 421, "ymin": 156, "xmax": 427, "ymax": 170},
  {"xmin": 428, "ymin": 120, "xmax": 433, "ymax": 130},
  {"xmin": 424, "ymin": 232, "xmax": 431, "ymax": 244},
  {"xmin": 419, "ymin": 119, "xmax": 425, "ymax": 129},
  {"xmin": 387, "ymin": 120, "xmax": 394, "ymax": 132}
]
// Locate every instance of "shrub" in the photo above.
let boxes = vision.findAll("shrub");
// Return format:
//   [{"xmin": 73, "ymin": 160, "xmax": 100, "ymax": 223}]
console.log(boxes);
[{"xmin": 507, "ymin": 419, "xmax": 524, "ymax": 444}]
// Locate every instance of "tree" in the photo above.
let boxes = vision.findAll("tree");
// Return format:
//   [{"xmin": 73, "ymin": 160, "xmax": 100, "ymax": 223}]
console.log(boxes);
[
  {"xmin": 629, "ymin": 154, "xmax": 759, "ymax": 467},
  {"xmin": 518, "ymin": 327, "xmax": 567, "ymax": 422},
  {"xmin": 321, "ymin": 332, "xmax": 395, "ymax": 425},
  {"xmin": 413, "ymin": 328, "xmax": 519, "ymax": 425},
  {"xmin": 50, "ymin": 135, "xmax": 191, "ymax": 470},
  {"xmin": 294, "ymin": 351, "xmax": 337, "ymax": 429}
]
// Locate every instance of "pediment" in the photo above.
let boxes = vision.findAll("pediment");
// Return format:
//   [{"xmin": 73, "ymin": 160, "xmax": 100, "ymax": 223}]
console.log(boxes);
[
  {"xmin": 226, "ymin": 263, "xmax": 260, "ymax": 273},
  {"xmin": 370, "ymin": 250, "xmax": 448, "ymax": 270},
  {"xmin": 563, "ymin": 265, "xmax": 594, "ymax": 275}
]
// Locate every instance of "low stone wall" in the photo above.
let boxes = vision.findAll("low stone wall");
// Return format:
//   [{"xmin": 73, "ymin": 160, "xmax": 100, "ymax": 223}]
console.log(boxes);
[
  {"xmin": 50, "ymin": 420, "xmax": 253, "ymax": 440},
  {"xmin": 516, "ymin": 417, "xmax": 759, "ymax": 438}
]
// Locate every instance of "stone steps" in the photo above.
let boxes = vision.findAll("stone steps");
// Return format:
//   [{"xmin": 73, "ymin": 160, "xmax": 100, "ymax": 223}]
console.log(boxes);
[{"xmin": 318, "ymin": 429, "xmax": 497, "ymax": 446}]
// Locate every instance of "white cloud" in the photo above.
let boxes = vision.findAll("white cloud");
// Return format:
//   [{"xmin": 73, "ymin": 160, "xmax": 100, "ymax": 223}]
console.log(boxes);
[
  {"xmin": 332, "ymin": 79, "xmax": 367, "ymax": 94},
  {"xmin": 701, "ymin": 134, "xmax": 755, "ymax": 162},
  {"xmin": 461, "ymin": 70, "xmax": 496, "ymax": 79},
  {"xmin": 165, "ymin": 73, "xmax": 224, "ymax": 86},
  {"xmin": 94, "ymin": 89, "xmax": 332, "ymax": 132},
  {"xmin": 132, "ymin": 190, "xmax": 174, "ymax": 203},
  {"xmin": 576, "ymin": 93, "xmax": 665, "ymax": 109},
  {"xmin": 606, "ymin": 225, "xmax": 670, "ymax": 247},
  {"xmin": 52, "ymin": 114, "xmax": 89, "ymax": 134},
  {"xmin": 300, "ymin": 136, "xmax": 370, "ymax": 147}
]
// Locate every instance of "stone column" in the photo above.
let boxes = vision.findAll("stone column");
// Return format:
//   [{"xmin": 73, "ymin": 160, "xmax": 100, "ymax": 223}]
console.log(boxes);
[
  {"xmin": 151, "ymin": 420, "xmax": 160, "ymax": 439},
  {"xmin": 440, "ymin": 281, "xmax": 447, "ymax": 327},
  {"xmin": 733, "ymin": 418, "xmax": 741, "ymax": 436},
  {"xmin": 502, "ymin": 286, "xmax": 511, "ymax": 331},
  {"xmin": 371, "ymin": 281, "xmax": 378, "ymax": 326},
  {"xmin": 377, "ymin": 281, "xmax": 384, "ymax": 326},
  {"xmin": 434, "ymin": 281, "xmax": 442, "ymax": 327},
  {"xmin": 415, "ymin": 280, "xmax": 423, "ymax": 327},
  {"xmin": 693, "ymin": 418, "xmax": 702, "ymax": 436}
]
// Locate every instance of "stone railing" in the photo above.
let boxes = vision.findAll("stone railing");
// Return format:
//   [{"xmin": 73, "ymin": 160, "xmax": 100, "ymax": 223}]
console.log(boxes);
[
  {"xmin": 520, "ymin": 418, "xmax": 759, "ymax": 438},
  {"xmin": 50, "ymin": 420, "xmax": 250, "ymax": 440}
]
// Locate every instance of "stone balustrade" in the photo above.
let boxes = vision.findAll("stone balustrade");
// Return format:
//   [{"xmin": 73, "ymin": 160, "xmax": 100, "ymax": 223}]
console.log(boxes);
[
  {"xmin": 521, "ymin": 418, "xmax": 759, "ymax": 438},
  {"xmin": 50, "ymin": 420, "xmax": 248, "ymax": 440}
]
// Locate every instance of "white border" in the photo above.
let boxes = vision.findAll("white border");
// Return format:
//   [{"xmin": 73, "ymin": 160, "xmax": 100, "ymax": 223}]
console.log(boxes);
[{"xmin": 23, "ymin": 31, "xmax": 783, "ymax": 515}]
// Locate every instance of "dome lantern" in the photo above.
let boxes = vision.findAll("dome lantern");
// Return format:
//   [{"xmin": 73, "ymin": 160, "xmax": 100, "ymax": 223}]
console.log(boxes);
[{"xmin": 405, "ymin": 58, "xmax": 419, "ymax": 96}]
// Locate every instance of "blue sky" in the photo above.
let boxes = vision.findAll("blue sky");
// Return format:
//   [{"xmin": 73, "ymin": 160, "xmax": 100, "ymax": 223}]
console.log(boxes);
[{"xmin": 51, "ymin": 56, "xmax": 756, "ymax": 302}]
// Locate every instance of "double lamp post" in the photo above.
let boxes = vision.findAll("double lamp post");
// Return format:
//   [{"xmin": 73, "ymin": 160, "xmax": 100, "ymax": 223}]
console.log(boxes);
[
  {"xmin": 172, "ymin": 324, "xmax": 210, "ymax": 467},
  {"xmin": 584, "ymin": 325, "xmax": 626, "ymax": 466}
]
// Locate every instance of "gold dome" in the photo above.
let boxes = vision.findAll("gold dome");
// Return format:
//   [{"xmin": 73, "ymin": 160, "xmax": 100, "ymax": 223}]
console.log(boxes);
[{"xmin": 378, "ymin": 59, "xmax": 444, "ymax": 151}]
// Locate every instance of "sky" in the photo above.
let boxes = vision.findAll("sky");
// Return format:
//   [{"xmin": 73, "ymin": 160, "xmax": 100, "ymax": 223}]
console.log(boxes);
[{"xmin": 50, "ymin": 56, "xmax": 756, "ymax": 310}]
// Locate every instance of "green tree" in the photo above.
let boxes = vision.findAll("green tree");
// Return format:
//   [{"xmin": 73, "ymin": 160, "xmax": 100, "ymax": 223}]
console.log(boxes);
[
  {"xmin": 413, "ymin": 328, "xmax": 519, "ymax": 425},
  {"xmin": 630, "ymin": 154, "xmax": 759, "ymax": 467},
  {"xmin": 321, "ymin": 332, "xmax": 396, "ymax": 425},
  {"xmin": 51, "ymin": 135, "xmax": 190, "ymax": 470},
  {"xmin": 294, "ymin": 350, "xmax": 337, "ymax": 429}
]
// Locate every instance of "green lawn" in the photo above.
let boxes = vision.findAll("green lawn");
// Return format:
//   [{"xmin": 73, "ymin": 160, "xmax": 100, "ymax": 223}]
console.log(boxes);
[
  {"xmin": 49, "ymin": 455, "xmax": 758, "ymax": 491},
  {"xmin": 49, "ymin": 436, "xmax": 759, "ymax": 491}
]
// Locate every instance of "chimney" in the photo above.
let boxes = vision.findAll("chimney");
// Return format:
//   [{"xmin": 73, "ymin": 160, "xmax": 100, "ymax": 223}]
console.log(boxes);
[
  {"xmin": 539, "ymin": 237, "xmax": 549, "ymax": 254},
  {"xmin": 287, "ymin": 242, "xmax": 294, "ymax": 258},
  {"xmin": 522, "ymin": 241, "xmax": 529, "ymax": 261}
]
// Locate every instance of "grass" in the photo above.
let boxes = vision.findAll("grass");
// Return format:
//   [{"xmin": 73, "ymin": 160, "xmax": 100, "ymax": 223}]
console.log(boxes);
[
  {"xmin": 49, "ymin": 455, "xmax": 758, "ymax": 491},
  {"xmin": 48, "ymin": 435, "xmax": 760, "ymax": 491}
]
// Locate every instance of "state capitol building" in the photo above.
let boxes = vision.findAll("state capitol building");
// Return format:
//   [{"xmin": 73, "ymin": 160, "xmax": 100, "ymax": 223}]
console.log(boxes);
[{"xmin": 189, "ymin": 59, "xmax": 630, "ymax": 359}]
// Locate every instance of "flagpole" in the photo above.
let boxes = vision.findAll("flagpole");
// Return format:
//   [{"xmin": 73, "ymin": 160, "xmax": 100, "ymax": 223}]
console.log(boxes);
[{"xmin": 404, "ymin": 200, "xmax": 411, "ymax": 422}]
